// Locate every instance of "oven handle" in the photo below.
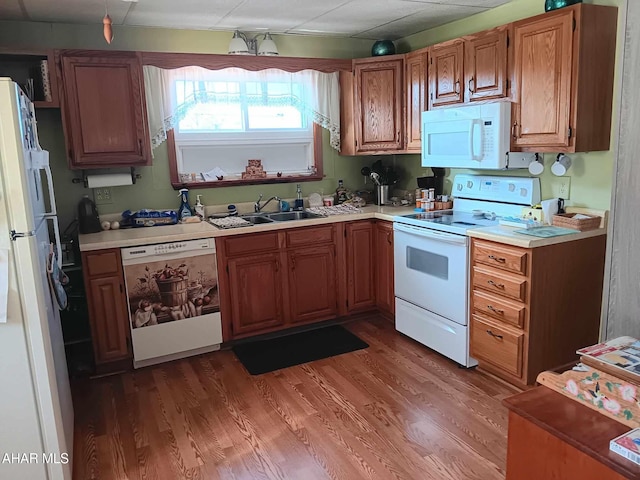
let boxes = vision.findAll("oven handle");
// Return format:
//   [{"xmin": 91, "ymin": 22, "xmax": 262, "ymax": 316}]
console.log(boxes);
[{"xmin": 393, "ymin": 223, "xmax": 468, "ymax": 245}]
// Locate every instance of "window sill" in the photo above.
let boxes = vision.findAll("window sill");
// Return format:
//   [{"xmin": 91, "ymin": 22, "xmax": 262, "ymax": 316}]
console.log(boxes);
[{"xmin": 171, "ymin": 173, "xmax": 324, "ymax": 190}]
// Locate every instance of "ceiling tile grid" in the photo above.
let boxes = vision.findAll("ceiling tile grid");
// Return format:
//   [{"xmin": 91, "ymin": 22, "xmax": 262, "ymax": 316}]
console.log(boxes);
[{"xmin": 0, "ymin": 0, "xmax": 512, "ymax": 41}]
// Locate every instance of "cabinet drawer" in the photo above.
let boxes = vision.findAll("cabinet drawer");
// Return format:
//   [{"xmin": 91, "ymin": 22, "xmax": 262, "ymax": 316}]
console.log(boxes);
[
  {"xmin": 286, "ymin": 225, "xmax": 334, "ymax": 248},
  {"xmin": 223, "ymin": 232, "xmax": 279, "ymax": 256},
  {"xmin": 473, "ymin": 240, "xmax": 528, "ymax": 276},
  {"xmin": 85, "ymin": 250, "xmax": 121, "ymax": 277},
  {"xmin": 473, "ymin": 266, "xmax": 527, "ymax": 302},
  {"xmin": 472, "ymin": 290, "xmax": 526, "ymax": 329},
  {"xmin": 471, "ymin": 314, "xmax": 524, "ymax": 378}
]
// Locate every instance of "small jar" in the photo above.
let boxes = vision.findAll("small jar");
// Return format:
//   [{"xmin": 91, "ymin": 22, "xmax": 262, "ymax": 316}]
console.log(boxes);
[
  {"xmin": 428, "ymin": 188, "xmax": 435, "ymax": 200},
  {"xmin": 323, "ymin": 196, "xmax": 334, "ymax": 206}
]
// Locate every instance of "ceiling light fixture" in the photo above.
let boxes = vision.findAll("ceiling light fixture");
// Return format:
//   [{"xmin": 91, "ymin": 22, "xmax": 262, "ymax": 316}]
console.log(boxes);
[{"xmin": 228, "ymin": 30, "xmax": 279, "ymax": 56}]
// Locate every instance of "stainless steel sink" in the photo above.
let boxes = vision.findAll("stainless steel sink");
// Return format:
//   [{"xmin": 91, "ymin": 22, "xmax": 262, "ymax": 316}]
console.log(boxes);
[
  {"xmin": 240, "ymin": 214, "xmax": 275, "ymax": 224},
  {"xmin": 265, "ymin": 211, "xmax": 323, "ymax": 221},
  {"xmin": 240, "ymin": 211, "xmax": 323, "ymax": 224}
]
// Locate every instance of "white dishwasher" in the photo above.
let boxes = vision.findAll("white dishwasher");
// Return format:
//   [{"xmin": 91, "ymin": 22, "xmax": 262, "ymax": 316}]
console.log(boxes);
[{"xmin": 121, "ymin": 238, "xmax": 222, "ymax": 368}]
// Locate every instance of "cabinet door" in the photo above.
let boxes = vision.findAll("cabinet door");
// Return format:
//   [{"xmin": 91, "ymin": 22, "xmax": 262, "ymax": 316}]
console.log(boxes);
[
  {"xmin": 465, "ymin": 27, "xmax": 508, "ymax": 102},
  {"xmin": 346, "ymin": 221, "xmax": 376, "ymax": 312},
  {"xmin": 375, "ymin": 221, "xmax": 394, "ymax": 316},
  {"xmin": 87, "ymin": 275, "xmax": 130, "ymax": 364},
  {"xmin": 354, "ymin": 57, "xmax": 404, "ymax": 152},
  {"xmin": 405, "ymin": 51, "xmax": 427, "ymax": 152},
  {"xmin": 428, "ymin": 41, "xmax": 464, "ymax": 108},
  {"xmin": 61, "ymin": 53, "xmax": 150, "ymax": 168},
  {"xmin": 288, "ymin": 246, "xmax": 337, "ymax": 325},
  {"xmin": 512, "ymin": 11, "xmax": 574, "ymax": 148},
  {"xmin": 227, "ymin": 253, "xmax": 284, "ymax": 336}
]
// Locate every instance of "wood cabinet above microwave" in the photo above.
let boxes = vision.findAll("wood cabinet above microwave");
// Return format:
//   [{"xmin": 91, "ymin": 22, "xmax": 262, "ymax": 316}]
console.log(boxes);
[
  {"xmin": 510, "ymin": 4, "xmax": 617, "ymax": 153},
  {"xmin": 58, "ymin": 51, "xmax": 151, "ymax": 169}
]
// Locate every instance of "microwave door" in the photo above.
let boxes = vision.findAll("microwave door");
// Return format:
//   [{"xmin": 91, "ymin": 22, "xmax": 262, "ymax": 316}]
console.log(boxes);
[{"xmin": 422, "ymin": 119, "xmax": 475, "ymax": 168}]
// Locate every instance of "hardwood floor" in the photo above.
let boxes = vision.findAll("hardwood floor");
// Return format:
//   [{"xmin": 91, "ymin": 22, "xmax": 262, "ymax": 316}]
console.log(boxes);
[{"xmin": 72, "ymin": 316, "xmax": 520, "ymax": 480}]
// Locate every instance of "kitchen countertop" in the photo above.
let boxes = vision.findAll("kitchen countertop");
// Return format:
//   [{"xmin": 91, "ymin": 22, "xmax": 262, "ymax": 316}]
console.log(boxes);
[
  {"xmin": 79, "ymin": 205, "xmax": 416, "ymax": 251},
  {"xmin": 467, "ymin": 224, "xmax": 607, "ymax": 248},
  {"xmin": 79, "ymin": 205, "xmax": 608, "ymax": 252}
]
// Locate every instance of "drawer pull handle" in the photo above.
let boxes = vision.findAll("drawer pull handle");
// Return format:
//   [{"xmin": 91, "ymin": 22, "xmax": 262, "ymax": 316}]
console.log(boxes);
[
  {"xmin": 487, "ymin": 305, "xmax": 504, "ymax": 314},
  {"xmin": 486, "ymin": 329, "xmax": 504, "ymax": 340},
  {"xmin": 488, "ymin": 255, "xmax": 506, "ymax": 263},
  {"xmin": 487, "ymin": 280, "xmax": 505, "ymax": 289}
]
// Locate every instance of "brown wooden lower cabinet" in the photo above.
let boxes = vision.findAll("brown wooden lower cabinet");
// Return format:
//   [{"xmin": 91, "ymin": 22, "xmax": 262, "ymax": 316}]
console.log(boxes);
[
  {"xmin": 470, "ymin": 235, "xmax": 607, "ymax": 387},
  {"xmin": 287, "ymin": 246, "xmax": 337, "ymax": 325},
  {"xmin": 227, "ymin": 252, "xmax": 285, "ymax": 336},
  {"xmin": 375, "ymin": 220, "xmax": 394, "ymax": 317},
  {"xmin": 219, "ymin": 225, "xmax": 340, "ymax": 339},
  {"xmin": 346, "ymin": 220, "xmax": 376, "ymax": 312},
  {"xmin": 82, "ymin": 249, "xmax": 131, "ymax": 371}
]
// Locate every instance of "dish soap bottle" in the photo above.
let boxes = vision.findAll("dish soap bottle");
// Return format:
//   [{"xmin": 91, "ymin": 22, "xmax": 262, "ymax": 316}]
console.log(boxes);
[
  {"xmin": 177, "ymin": 188, "xmax": 193, "ymax": 221},
  {"xmin": 294, "ymin": 184, "xmax": 304, "ymax": 211},
  {"xmin": 194, "ymin": 194, "xmax": 205, "ymax": 219},
  {"xmin": 336, "ymin": 179, "xmax": 348, "ymax": 205}
]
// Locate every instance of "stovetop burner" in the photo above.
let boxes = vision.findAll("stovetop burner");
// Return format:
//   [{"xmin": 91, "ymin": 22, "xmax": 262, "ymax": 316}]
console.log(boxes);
[{"xmin": 394, "ymin": 210, "xmax": 500, "ymax": 235}]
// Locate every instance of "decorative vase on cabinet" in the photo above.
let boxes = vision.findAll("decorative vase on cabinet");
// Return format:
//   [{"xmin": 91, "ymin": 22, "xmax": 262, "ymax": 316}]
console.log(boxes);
[
  {"xmin": 371, "ymin": 40, "xmax": 396, "ymax": 56},
  {"xmin": 544, "ymin": 0, "xmax": 582, "ymax": 11}
]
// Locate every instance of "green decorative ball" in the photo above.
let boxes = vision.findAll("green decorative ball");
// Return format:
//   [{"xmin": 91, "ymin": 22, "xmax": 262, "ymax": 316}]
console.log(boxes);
[
  {"xmin": 371, "ymin": 40, "xmax": 396, "ymax": 57},
  {"xmin": 544, "ymin": 0, "xmax": 582, "ymax": 12}
]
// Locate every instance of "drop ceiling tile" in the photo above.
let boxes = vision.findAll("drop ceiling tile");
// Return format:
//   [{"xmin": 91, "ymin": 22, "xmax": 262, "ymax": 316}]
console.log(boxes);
[
  {"xmin": 292, "ymin": 0, "xmax": 430, "ymax": 36},
  {"xmin": 22, "ymin": 0, "xmax": 130, "ymax": 24},
  {"xmin": 123, "ymin": 0, "xmax": 239, "ymax": 29},
  {"xmin": 214, "ymin": 0, "xmax": 350, "ymax": 31},
  {"xmin": 354, "ymin": 2, "xmax": 486, "ymax": 39},
  {"xmin": 0, "ymin": 1, "xmax": 27, "ymax": 21}
]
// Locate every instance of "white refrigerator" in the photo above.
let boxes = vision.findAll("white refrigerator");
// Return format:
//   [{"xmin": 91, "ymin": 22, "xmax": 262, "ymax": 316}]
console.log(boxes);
[{"xmin": 0, "ymin": 78, "xmax": 73, "ymax": 479}]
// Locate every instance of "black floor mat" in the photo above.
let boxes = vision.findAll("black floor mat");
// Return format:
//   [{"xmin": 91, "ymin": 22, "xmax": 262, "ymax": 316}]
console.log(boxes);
[{"xmin": 232, "ymin": 325, "xmax": 369, "ymax": 375}]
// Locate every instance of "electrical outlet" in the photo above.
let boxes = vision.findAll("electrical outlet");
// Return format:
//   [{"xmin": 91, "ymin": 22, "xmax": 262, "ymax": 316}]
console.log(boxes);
[
  {"xmin": 550, "ymin": 177, "xmax": 571, "ymax": 200},
  {"xmin": 94, "ymin": 187, "xmax": 113, "ymax": 205}
]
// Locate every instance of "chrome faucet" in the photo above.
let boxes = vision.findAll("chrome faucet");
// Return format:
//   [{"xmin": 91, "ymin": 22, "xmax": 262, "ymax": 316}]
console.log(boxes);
[{"xmin": 254, "ymin": 194, "xmax": 281, "ymax": 213}]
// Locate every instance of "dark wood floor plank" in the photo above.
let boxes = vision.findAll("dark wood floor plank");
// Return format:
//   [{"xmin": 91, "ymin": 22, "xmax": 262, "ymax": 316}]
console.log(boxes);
[{"xmin": 73, "ymin": 316, "xmax": 515, "ymax": 480}]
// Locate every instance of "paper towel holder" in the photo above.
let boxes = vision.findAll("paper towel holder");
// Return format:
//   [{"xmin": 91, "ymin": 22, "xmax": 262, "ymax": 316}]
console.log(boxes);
[{"xmin": 72, "ymin": 167, "xmax": 141, "ymax": 188}]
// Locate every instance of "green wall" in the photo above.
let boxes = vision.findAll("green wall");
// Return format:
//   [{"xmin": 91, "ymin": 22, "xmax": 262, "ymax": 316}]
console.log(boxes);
[
  {"xmin": 394, "ymin": 0, "xmax": 625, "ymax": 209},
  {"xmin": 0, "ymin": 21, "xmax": 375, "ymax": 229}
]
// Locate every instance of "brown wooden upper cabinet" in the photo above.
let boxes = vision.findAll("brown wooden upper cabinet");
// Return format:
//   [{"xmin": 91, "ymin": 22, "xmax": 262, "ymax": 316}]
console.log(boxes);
[
  {"xmin": 353, "ymin": 55, "xmax": 404, "ymax": 153},
  {"xmin": 464, "ymin": 26, "xmax": 509, "ymax": 103},
  {"xmin": 59, "ymin": 51, "xmax": 151, "ymax": 169},
  {"xmin": 428, "ymin": 40, "xmax": 464, "ymax": 109},
  {"xmin": 511, "ymin": 4, "xmax": 617, "ymax": 152},
  {"xmin": 404, "ymin": 49, "xmax": 428, "ymax": 152}
]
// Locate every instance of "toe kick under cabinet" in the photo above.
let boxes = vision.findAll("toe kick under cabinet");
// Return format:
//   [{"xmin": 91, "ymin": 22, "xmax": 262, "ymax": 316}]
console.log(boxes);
[{"xmin": 470, "ymin": 236, "xmax": 606, "ymax": 387}]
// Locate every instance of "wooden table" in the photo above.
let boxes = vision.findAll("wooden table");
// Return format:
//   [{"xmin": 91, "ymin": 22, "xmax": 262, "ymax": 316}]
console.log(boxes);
[{"xmin": 503, "ymin": 386, "xmax": 640, "ymax": 480}]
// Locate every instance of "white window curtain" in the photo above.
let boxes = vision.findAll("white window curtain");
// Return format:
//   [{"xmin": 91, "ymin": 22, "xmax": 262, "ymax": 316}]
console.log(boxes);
[{"xmin": 143, "ymin": 65, "xmax": 341, "ymax": 150}]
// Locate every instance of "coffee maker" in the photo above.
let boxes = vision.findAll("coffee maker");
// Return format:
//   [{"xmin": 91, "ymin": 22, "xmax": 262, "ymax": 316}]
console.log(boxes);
[
  {"xmin": 78, "ymin": 195, "xmax": 101, "ymax": 234},
  {"xmin": 417, "ymin": 167, "xmax": 445, "ymax": 196}
]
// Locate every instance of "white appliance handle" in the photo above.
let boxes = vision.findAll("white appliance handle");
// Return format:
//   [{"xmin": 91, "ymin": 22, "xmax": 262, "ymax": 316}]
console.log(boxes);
[
  {"xmin": 469, "ymin": 119, "xmax": 483, "ymax": 162},
  {"xmin": 46, "ymin": 216, "xmax": 62, "ymax": 268},
  {"xmin": 30, "ymin": 150, "xmax": 57, "ymax": 216},
  {"xmin": 393, "ymin": 222, "xmax": 468, "ymax": 245}
]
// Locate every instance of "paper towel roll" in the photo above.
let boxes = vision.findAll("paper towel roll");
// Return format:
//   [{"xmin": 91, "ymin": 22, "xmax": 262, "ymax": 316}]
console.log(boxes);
[{"xmin": 86, "ymin": 173, "xmax": 133, "ymax": 188}]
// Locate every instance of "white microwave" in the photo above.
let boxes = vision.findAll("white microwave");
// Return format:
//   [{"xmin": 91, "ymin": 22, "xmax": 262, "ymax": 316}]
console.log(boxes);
[{"xmin": 422, "ymin": 102, "xmax": 530, "ymax": 170}]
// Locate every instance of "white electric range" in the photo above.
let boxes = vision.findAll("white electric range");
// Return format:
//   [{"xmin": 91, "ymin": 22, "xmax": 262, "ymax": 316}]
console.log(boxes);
[{"xmin": 393, "ymin": 174, "xmax": 541, "ymax": 367}]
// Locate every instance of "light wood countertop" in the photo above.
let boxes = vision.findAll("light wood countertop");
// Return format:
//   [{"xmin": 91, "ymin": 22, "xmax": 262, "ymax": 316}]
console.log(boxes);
[
  {"xmin": 79, "ymin": 205, "xmax": 415, "ymax": 251},
  {"xmin": 467, "ymin": 224, "xmax": 607, "ymax": 248}
]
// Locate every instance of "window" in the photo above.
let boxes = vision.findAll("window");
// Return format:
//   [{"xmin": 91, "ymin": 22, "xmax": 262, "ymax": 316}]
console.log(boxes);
[{"xmin": 143, "ymin": 65, "xmax": 340, "ymax": 188}]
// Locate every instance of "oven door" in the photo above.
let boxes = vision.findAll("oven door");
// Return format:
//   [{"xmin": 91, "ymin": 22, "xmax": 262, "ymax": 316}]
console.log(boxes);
[{"xmin": 393, "ymin": 222, "xmax": 469, "ymax": 325}]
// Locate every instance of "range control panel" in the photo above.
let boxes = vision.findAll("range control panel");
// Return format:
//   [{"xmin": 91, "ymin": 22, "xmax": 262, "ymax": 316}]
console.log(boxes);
[{"xmin": 452, "ymin": 174, "xmax": 541, "ymax": 206}]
